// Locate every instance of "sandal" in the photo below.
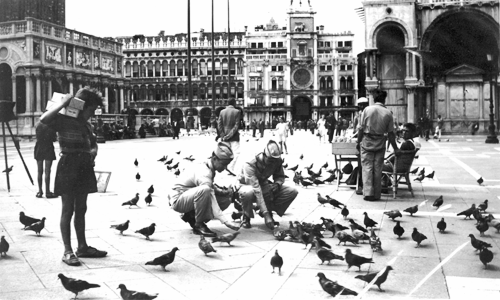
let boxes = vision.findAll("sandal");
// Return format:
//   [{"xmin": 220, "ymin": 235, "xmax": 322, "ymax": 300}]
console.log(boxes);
[
  {"xmin": 75, "ymin": 246, "xmax": 107, "ymax": 258},
  {"xmin": 36, "ymin": 192, "xmax": 43, "ymax": 198},
  {"xmin": 46, "ymin": 192, "xmax": 58, "ymax": 199},
  {"xmin": 62, "ymin": 253, "xmax": 81, "ymax": 266}
]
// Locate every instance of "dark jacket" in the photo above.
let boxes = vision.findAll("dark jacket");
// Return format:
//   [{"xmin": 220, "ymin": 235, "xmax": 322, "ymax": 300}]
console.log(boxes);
[{"xmin": 217, "ymin": 105, "xmax": 241, "ymax": 142}]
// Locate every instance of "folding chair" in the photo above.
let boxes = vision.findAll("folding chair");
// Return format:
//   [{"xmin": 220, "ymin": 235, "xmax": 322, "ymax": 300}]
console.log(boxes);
[{"xmin": 382, "ymin": 149, "xmax": 419, "ymax": 199}]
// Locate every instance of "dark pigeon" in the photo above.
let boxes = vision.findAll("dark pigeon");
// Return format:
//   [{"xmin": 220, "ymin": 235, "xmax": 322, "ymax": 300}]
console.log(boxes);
[
  {"xmin": 212, "ymin": 232, "xmax": 241, "ymax": 246},
  {"xmin": 24, "ymin": 217, "xmax": 46, "ymax": 236},
  {"xmin": 117, "ymin": 284, "xmax": 158, "ymax": 300},
  {"xmin": 363, "ymin": 212, "xmax": 378, "ymax": 229},
  {"xmin": 134, "ymin": 158, "xmax": 138, "ymax": 167},
  {"xmin": 145, "ymin": 194, "xmax": 152, "ymax": 206},
  {"xmin": 404, "ymin": 205, "xmax": 418, "ymax": 216},
  {"xmin": 341, "ymin": 206, "xmax": 350, "ymax": 219},
  {"xmin": 122, "ymin": 193, "xmax": 140, "ymax": 208},
  {"xmin": 326, "ymin": 195, "xmax": 344, "ymax": 209},
  {"xmin": 355, "ymin": 266, "xmax": 394, "ymax": 292},
  {"xmin": 437, "ymin": 218, "xmax": 447, "ymax": 233},
  {"xmin": 349, "ymin": 219, "xmax": 368, "ymax": 233},
  {"xmin": 317, "ymin": 272, "xmax": 358, "ymax": 297},
  {"xmin": 58, "ymin": 273, "xmax": 100, "ymax": 300},
  {"xmin": 270, "ymin": 250, "xmax": 284, "ymax": 275},
  {"xmin": 145, "ymin": 247, "xmax": 179, "ymax": 271},
  {"xmin": 393, "ymin": 221, "xmax": 404, "ymax": 239},
  {"xmin": 479, "ymin": 247, "xmax": 494, "ymax": 269},
  {"xmin": 135, "ymin": 172, "xmax": 141, "ymax": 181},
  {"xmin": 433, "ymin": 196, "xmax": 443, "ymax": 209},
  {"xmin": 478, "ymin": 200, "xmax": 488, "ymax": 212},
  {"xmin": 147, "ymin": 185, "xmax": 154, "ymax": 194},
  {"xmin": 110, "ymin": 220, "xmax": 130, "ymax": 235},
  {"xmin": 411, "ymin": 228, "xmax": 427, "ymax": 247},
  {"xmin": 457, "ymin": 204, "xmax": 476, "ymax": 219},
  {"xmin": 0, "ymin": 236, "xmax": 9, "ymax": 256},
  {"xmin": 313, "ymin": 239, "xmax": 344, "ymax": 265},
  {"xmin": 384, "ymin": 210, "xmax": 402, "ymax": 221},
  {"xmin": 198, "ymin": 236, "xmax": 216, "ymax": 256},
  {"xmin": 19, "ymin": 212, "xmax": 41, "ymax": 229},
  {"xmin": 135, "ymin": 223, "xmax": 156, "ymax": 240},
  {"xmin": 468, "ymin": 234, "xmax": 492, "ymax": 251},
  {"xmin": 345, "ymin": 249, "xmax": 374, "ymax": 271}
]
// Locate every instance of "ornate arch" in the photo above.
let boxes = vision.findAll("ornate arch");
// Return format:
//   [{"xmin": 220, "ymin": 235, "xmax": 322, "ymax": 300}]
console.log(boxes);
[
  {"xmin": 368, "ymin": 17, "xmax": 413, "ymax": 49},
  {"xmin": 420, "ymin": 7, "xmax": 499, "ymax": 51}
]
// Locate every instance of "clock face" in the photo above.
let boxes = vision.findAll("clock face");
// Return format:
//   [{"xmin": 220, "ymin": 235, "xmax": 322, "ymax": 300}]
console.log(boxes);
[{"xmin": 292, "ymin": 68, "xmax": 313, "ymax": 88}]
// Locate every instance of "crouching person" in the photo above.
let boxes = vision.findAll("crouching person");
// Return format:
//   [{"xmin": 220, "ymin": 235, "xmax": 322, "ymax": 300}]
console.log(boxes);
[
  {"xmin": 171, "ymin": 142, "xmax": 240, "ymax": 237},
  {"xmin": 239, "ymin": 140, "xmax": 298, "ymax": 230}
]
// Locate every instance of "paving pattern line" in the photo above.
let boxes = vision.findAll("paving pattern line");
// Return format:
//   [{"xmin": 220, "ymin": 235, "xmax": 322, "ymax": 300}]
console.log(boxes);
[
  {"xmin": 449, "ymin": 157, "xmax": 481, "ymax": 179},
  {"xmin": 405, "ymin": 241, "xmax": 469, "ymax": 298}
]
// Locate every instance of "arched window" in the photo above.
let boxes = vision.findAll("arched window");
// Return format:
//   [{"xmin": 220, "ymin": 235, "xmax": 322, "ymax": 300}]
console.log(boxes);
[
  {"xmin": 222, "ymin": 58, "xmax": 228, "ymax": 75},
  {"xmin": 132, "ymin": 62, "xmax": 138, "ymax": 78},
  {"xmin": 125, "ymin": 62, "xmax": 131, "ymax": 77},
  {"xmin": 147, "ymin": 61, "xmax": 154, "ymax": 77},
  {"xmin": 155, "ymin": 61, "xmax": 161, "ymax": 77},
  {"xmin": 278, "ymin": 77, "xmax": 284, "ymax": 90},
  {"xmin": 215, "ymin": 59, "xmax": 221, "ymax": 75},
  {"xmin": 340, "ymin": 76, "xmax": 346, "ymax": 90},
  {"xmin": 200, "ymin": 59, "xmax": 206, "ymax": 76},
  {"xmin": 169, "ymin": 84, "xmax": 176, "ymax": 100},
  {"xmin": 177, "ymin": 60, "xmax": 184, "ymax": 76},
  {"xmin": 347, "ymin": 76, "xmax": 353, "ymax": 90},
  {"xmin": 320, "ymin": 77, "xmax": 326, "ymax": 90},
  {"xmin": 192, "ymin": 60, "xmax": 198, "ymax": 76},
  {"xmin": 215, "ymin": 83, "xmax": 221, "ymax": 99},
  {"xmin": 207, "ymin": 83, "xmax": 212, "ymax": 99},
  {"xmin": 192, "ymin": 84, "xmax": 198, "ymax": 100},
  {"xmin": 177, "ymin": 84, "xmax": 184, "ymax": 99},
  {"xmin": 229, "ymin": 59, "xmax": 236, "ymax": 75},
  {"xmin": 169, "ymin": 60, "xmax": 176, "ymax": 76},
  {"xmin": 271, "ymin": 77, "xmax": 278, "ymax": 90},
  {"xmin": 148, "ymin": 86, "xmax": 154, "ymax": 100},
  {"xmin": 237, "ymin": 59, "xmax": 244, "ymax": 75},
  {"xmin": 327, "ymin": 76, "xmax": 333, "ymax": 90},
  {"xmin": 222, "ymin": 83, "xmax": 228, "ymax": 99},
  {"xmin": 200, "ymin": 83, "xmax": 206, "ymax": 100},
  {"xmin": 237, "ymin": 83, "xmax": 244, "ymax": 99},
  {"xmin": 230, "ymin": 82, "xmax": 236, "ymax": 98},
  {"xmin": 257, "ymin": 77, "xmax": 262, "ymax": 90},
  {"xmin": 207, "ymin": 59, "xmax": 212, "ymax": 76},
  {"xmin": 162, "ymin": 61, "xmax": 168, "ymax": 76},
  {"xmin": 140, "ymin": 62, "xmax": 146, "ymax": 77}
]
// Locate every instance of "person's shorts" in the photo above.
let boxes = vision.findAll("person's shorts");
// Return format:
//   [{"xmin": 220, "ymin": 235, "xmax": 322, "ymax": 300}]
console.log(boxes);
[{"xmin": 54, "ymin": 152, "xmax": 97, "ymax": 196}]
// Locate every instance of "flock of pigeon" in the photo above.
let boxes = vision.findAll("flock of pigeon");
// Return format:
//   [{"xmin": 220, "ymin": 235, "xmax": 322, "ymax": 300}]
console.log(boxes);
[{"xmin": 1, "ymin": 144, "xmax": 498, "ymax": 299}]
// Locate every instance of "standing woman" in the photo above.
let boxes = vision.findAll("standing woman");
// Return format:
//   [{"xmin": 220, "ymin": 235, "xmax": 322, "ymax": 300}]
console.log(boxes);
[
  {"xmin": 34, "ymin": 122, "xmax": 58, "ymax": 198},
  {"xmin": 274, "ymin": 117, "xmax": 289, "ymax": 154},
  {"xmin": 316, "ymin": 114, "xmax": 327, "ymax": 143}
]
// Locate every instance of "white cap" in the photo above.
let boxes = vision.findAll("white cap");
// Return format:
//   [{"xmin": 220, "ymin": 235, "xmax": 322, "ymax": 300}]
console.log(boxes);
[{"xmin": 357, "ymin": 97, "xmax": 368, "ymax": 104}]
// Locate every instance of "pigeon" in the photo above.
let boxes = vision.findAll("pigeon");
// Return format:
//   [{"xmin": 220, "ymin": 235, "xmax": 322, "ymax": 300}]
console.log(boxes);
[
  {"xmin": 135, "ymin": 172, "xmax": 141, "ymax": 181},
  {"xmin": 183, "ymin": 155, "xmax": 194, "ymax": 161},
  {"xmin": 384, "ymin": 210, "xmax": 402, "ymax": 221},
  {"xmin": 457, "ymin": 204, "xmax": 476, "ymax": 219},
  {"xmin": 157, "ymin": 155, "xmax": 167, "ymax": 162},
  {"xmin": 468, "ymin": 234, "xmax": 492, "ymax": 251},
  {"xmin": 0, "ymin": 236, "xmax": 9, "ymax": 256},
  {"xmin": 292, "ymin": 172, "xmax": 301, "ymax": 185},
  {"xmin": 393, "ymin": 221, "xmax": 405, "ymax": 238},
  {"xmin": 288, "ymin": 164, "xmax": 298, "ymax": 171},
  {"xmin": 355, "ymin": 266, "xmax": 394, "ymax": 292},
  {"xmin": 413, "ymin": 174, "xmax": 424, "ymax": 182},
  {"xmin": 345, "ymin": 249, "xmax": 374, "ymax": 271},
  {"xmin": 341, "ymin": 206, "xmax": 350, "ymax": 219},
  {"xmin": 322, "ymin": 162, "xmax": 329, "ymax": 169},
  {"xmin": 19, "ymin": 211, "xmax": 41, "ymax": 229},
  {"xmin": 414, "ymin": 155, "xmax": 419, "ymax": 159},
  {"xmin": 198, "ymin": 236, "xmax": 216, "ymax": 256},
  {"xmin": 287, "ymin": 221, "xmax": 301, "ymax": 240},
  {"xmin": 478, "ymin": 200, "xmax": 488, "ymax": 212},
  {"xmin": 171, "ymin": 162, "xmax": 179, "ymax": 169},
  {"xmin": 299, "ymin": 178, "xmax": 314, "ymax": 188},
  {"xmin": 363, "ymin": 212, "xmax": 378, "ymax": 229},
  {"xmin": 166, "ymin": 165, "xmax": 174, "ymax": 171},
  {"xmin": 425, "ymin": 171, "xmax": 435, "ymax": 179},
  {"xmin": 349, "ymin": 219, "xmax": 368, "ymax": 233},
  {"xmin": 476, "ymin": 220, "xmax": 489, "ymax": 236},
  {"xmin": 437, "ymin": 218, "xmax": 446, "ymax": 233},
  {"xmin": 325, "ymin": 195, "xmax": 344, "ymax": 209},
  {"xmin": 117, "ymin": 284, "xmax": 158, "ymax": 300},
  {"xmin": 165, "ymin": 158, "xmax": 173, "ymax": 165},
  {"xmin": 369, "ymin": 229, "xmax": 383, "ymax": 252},
  {"xmin": 142, "ymin": 194, "xmax": 153, "ymax": 206},
  {"xmin": 270, "ymin": 250, "xmax": 284, "ymax": 275},
  {"xmin": 145, "ymin": 247, "xmax": 179, "ymax": 271},
  {"xmin": 404, "ymin": 205, "xmax": 418, "ymax": 216},
  {"xmin": 473, "ymin": 208, "xmax": 486, "ymax": 224},
  {"xmin": 323, "ymin": 174, "xmax": 336, "ymax": 184},
  {"xmin": 299, "ymin": 154, "xmax": 303, "ymax": 160},
  {"xmin": 334, "ymin": 223, "xmax": 350, "ymax": 232},
  {"xmin": 351, "ymin": 229, "xmax": 370, "ymax": 244},
  {"xmin": 175, "ymin": 151, "xmax": 181, "ymax": 155},
  {"xmin": 433, "ymin": 196, "xmax": 443, "ymax": 209},
  {"xmin": 313, "ymin": 178, "xmax": 324, "ymax": 185},
  {"xmin": 320, "ymin": 217, "xmax": 337, "ymax": 237},
  {"xmin": 2, "ymin": 165, "xmax": 13, "ymax": 173},
  {"xmin": 273, "ymin": 229, "xmax": 287, "ymax": 241},
  {"xmin": 134, "ymin": 158, "xmax": 138, "ymax": 167},
  {"xmin": 409, "ymin": 167, "xmax": 419, "ymax": 175},
  {"xmin": 58, "ymin": 273, "xmax": 100, "ymax": 300},
  {"xmin": 282, "ymin": 163, "xmax": 288, "ymax": 169},
  {"xmin": 110, "ymin": 220, "xmax": 130, "ymax": 235},
  {"xmin": 135, "ymin": 223, "xmax": 156, "ymax": 240},
  {"xmin": 418, "ymin": 167, "xmax": 425, "ymax": 177},
  {"xmin": 306, "ymin": 163, "xmax": 314, "ymax": 170},
  {"xmin": 477, "ymin": 177, "xmax": 484, "ymax": 185},
  {"xmin": 313, "ymin": 239, "xmax": 344, "ymax": 265},
  {"xmin": 122, "ymin": 193, "xmax": 140, "ymax": 208},
  {"xmin": 308, "ymin": 168, "xmax": 322, "ymax": 178},
  {"xmin": 174, "ymin": 169, "xmax": 180, "ymax": 177},
  {"xmin": 212, "ymin": 231, "xmax": 240, "ymax": 246},
  {"xmin": 147, "ymin": 185, "xmax": 154, "ymax": 194},
  {"xmin": 317, "ymin": 193, "xmax": 328, "ymax": 206},
  {"xmin": 335, "ymin": 231, "xmax": 358, "ymax": 246},
  {"xmin": 24, "ymin": 217, "xmax": 46, "ymax": 235},
  {"xmin": 317, "ymin": 273, "xmax": 358, "ymax": 297},
  {"xmin": 479, "ymin": 247, "xmax": 494, "ymax": 269},
  {"xmin": 411, "ymin": 228, "xmax": 427, "ymax": 247}
]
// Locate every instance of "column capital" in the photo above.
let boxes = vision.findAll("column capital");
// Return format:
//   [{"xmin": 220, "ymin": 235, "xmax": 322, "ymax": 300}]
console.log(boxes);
[
  {"xmin": 11, "ymin": 75, "xmax": 18, "ymax": 81},
  {"xmin": 65, "ymin": 73, "xmax": 74, "ymax": 81},
  {"xmin": 44, "ymin": 69, "xmax": 52, "ymax": 78}
]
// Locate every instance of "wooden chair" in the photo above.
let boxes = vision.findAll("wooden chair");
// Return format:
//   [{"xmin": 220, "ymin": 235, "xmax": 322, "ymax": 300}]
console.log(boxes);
[{"xmin": 382, "ymin": 149, "xmax": 419, "ymax": 199}]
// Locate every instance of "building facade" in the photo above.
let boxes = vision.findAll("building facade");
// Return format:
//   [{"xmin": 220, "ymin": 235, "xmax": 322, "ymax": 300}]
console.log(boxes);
[
  {"xmin": 361, "ymin": 0, "xmax": 500, "ymax": 134},
  {"xmin": 0, "ymin": 0, "xmax": 127, "ymax": 136},
  {"xmin": 115, "ymin": 30, "xmax": 246, "ymax": 128}
]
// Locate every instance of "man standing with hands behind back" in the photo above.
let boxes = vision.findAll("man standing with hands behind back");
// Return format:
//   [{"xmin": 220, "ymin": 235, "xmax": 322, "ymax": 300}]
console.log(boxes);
[
  {"xmin": 357, "ymin": 89, "xmax": 399, "ymax": 201},
  {"xmin": 218, "ymin": 98, "xmax": 241, "ymax": 175}
]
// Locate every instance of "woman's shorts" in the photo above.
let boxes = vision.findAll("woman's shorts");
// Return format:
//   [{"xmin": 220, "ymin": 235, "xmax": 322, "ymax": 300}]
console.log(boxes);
[{"xmin": 54, "ymin": 152, "xmax": 97, "ymax": 196}]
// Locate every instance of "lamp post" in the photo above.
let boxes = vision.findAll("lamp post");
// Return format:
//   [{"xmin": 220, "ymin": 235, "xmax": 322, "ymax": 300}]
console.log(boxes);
[
  {"xmin": 211, "ymin": 0, "xmax": 216, "ymax": 122},
  {"xmin": 486, "ymin": 53, "xmax": 499, "ymax": 143}
]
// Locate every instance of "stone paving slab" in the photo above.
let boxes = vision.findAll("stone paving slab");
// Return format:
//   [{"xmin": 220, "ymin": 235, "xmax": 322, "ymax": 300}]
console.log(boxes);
[{"xmin": 1, "ymin": 132, "xmax": 500, "ymax": 299}]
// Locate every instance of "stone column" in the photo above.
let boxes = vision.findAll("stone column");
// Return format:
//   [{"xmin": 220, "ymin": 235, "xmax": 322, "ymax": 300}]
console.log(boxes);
[
  {"xmin": 66, "ymin": 74, "xmax": 74, "ymax": 94},
  {"xmin": 445, "ymin": 84, "xmax": 450, "ymax": 119},
  {"xmin": 25, "ymin": 74, "xmax": 32, "ymax": 113},
  {"xmin": 11, "ymin": 75, "xmax": 17, "ymax": 105},
  {"xmin": 479, "ymin": 82, "xmax": 484, "ymax": 119},
  {"xmin": 405, "ymin": 53, "xmax": 410, "ymax": 79},
  {"xmin": 334, "ymin": 60, "xmax": 339, "ymax": 106},
  {"xmin": 35, "ymin": 73, "xmax": 42, "ymax": 112},
  {"xmin": 104, "ymin": 85, "xmax": 109, "ymax": 113},
  {"xmin": 45, "ymin": 70, "xmax": 52, "ymax": 109},
  {"xmin": 119, "ymin": 86, "xmax": 124, "ymax": 111},
  {"xmin": 412, "ymin": 53, "xmax": 417, "ymax": 78},
  {"xmin": 406, "ymin": 87, "xmax": 415, "ymax": 123},
  {"xmin": 365, "ymin": 51, "xmax": 371, "ymax": 80}
]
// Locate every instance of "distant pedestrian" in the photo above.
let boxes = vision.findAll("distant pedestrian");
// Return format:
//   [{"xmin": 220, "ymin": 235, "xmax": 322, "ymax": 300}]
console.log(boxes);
[
  {"xmin": 335, "ymin": 117, "xmax": 343, "ymax": 136},
  {"xmin": 308, "ymin": 119, "xmax": 316, "ymax": 135},
  {"xmin": 259, "ymin": 118, "xmax": 265, "ymax": 137},
  {"xmin": 326, "ymin": 112, "xmax": 336, "ymax": 143},
  {"xmin": 274, "ymin": 117, "xmax": 289, "ymax": 154},
  {"xmin": 434, "ymin": 115, "xmax": 443, "ymax": 139},
  {"xmin": 34, "ymin": 122, "xmax": 58, "ymax": 199},
  {"xmin": 251, "ymin": 119, "xmax": 257, "ymax": 137},
  {"xmin": 218, "ymin": 98, "xmax": 241, "ymax": 175},
  {"xmin": 317, "ymin": 114, "xmax": 327, "ymax": 143},
  {"xmin": 172, "ymin": 119, "xmax": 181, "ymax": 139}
]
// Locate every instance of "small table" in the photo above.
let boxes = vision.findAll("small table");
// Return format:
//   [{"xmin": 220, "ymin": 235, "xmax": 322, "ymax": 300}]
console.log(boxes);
[{"xmin": 332, "ymin": 143, "xmax": 360, "ymax": 191}]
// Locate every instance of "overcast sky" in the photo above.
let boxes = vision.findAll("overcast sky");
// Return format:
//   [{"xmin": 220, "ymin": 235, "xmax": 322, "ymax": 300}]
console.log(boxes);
[{"xmin": 66, "ymin": 0, "xmax": 366, "ymax": 54}]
